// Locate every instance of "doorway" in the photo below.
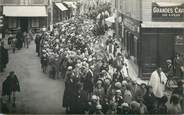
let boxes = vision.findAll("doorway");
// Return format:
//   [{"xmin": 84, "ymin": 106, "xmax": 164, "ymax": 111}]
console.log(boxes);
[{"xmin": 20, "ymin": 17, "xmax": 28, "ymax": 32}]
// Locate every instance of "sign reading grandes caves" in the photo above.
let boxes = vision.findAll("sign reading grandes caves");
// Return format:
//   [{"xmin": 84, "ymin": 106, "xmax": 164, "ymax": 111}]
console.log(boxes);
[{"xmin": 152, "ymin": 2, "xmax": 184, "ymax": 21}]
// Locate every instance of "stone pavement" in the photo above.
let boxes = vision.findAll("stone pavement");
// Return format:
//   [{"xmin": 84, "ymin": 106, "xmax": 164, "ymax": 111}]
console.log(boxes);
[{"xmin": 0, "ymin": 41, "xmax": 65, "ymax": 114}]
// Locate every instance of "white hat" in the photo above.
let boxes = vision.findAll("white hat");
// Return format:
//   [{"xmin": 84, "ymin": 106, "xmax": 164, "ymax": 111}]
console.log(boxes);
[
  {"xmin": 90, "ymin": 65, "xmax": 95, "ymax": 69},
  {"xmin": 115, "ymin": 82, "xmax": 122, "ymax": 88},
  {"xmin": 97, "ymin": 80, "xmax": 103, "ymax": 84},
  {"xmin": 96, "ymin": 104, "xmax": 102, "ymax": 110},
  {"xmin": 83, "ymin": 58, "xmax": 87, "ymax": 61},
  {"xmin": 56, "ymin": 39, "xmax": 60, "ymax": 43},
  {"xmin": 116, "ymin": 89, "xmax": 121, "ymax": 94},
  {"xmin": 166, "ymin": 59, "xmax": 172, "ymax": 63},
  {"xmin": 88, "ymin": 57, "xmax": 92, "ymax": 62},
  {"xmin": 91, "ymin": 95, "xmax": 98, "ymax": 100},
  {"xmin": 68, "ymin": 66, "xmax": 73, "ymax": 70},
  {"xmin": 122, "ymin": 103, "xmax": 129, "ymax": 107},
  {"xmin": 122, "ymin": 80, "xmax": 128, "ymax": 85}
]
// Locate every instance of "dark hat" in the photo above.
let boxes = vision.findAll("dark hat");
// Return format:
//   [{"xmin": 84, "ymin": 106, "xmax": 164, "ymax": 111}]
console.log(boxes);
[
  {"xmin": 177, "ymin": 80, "xmax": 183, "ymax": 87},
  {"xmin": 10, "ymin": 71, "xmax": 15, "ymax": 75}
]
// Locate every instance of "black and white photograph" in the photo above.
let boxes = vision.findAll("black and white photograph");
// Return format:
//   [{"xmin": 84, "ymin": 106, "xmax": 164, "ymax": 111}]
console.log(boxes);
[{"xmin": 0, "ymin": 0, "xmax": 183, "ymax": 114}]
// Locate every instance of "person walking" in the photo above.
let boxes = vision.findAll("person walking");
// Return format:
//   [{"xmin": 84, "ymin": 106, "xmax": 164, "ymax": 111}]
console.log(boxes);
[
  {"xmin": 24, "ymin": 32, "xmax": 31, "ymax": 48},
  {"xmin": 2, "ymin": 71, "xmax": 20, "ymax": 107},
  {"xmin": 7, "ymin": 33, "xmax": 13, "ymax": 49},
  {"xmin": 35, "ymin": 34, "xmax": 41, "ymax": 56},
  {"xmin": 11, "ymin": 37, "xmax": 17, "ymax": 53},
  {"xmin": 0, "ymin": 42, "xmax": 9, "ymax": 72},
  {"xmin": 16, "ymin": 28, "xmax": 23, "ymax": 50}
]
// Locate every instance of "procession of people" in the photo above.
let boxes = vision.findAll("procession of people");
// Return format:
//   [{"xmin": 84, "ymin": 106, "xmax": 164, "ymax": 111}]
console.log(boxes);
[
  {"xmin": 0, "ymin": 0, "xmax": 183, "ymax": 114},
  {"xmin": 33, "ymin": 14, "xmax": 183, "ymax": 114}
]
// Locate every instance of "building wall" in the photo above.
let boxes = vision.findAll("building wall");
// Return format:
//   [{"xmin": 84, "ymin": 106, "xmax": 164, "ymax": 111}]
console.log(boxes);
[
  {"xmin": 112, "ymin": 0, "xmax": 141, "ymax": 21},
  {"xmin": 142, "ymin": 0, "xmax": 184, "ymax": 21}
]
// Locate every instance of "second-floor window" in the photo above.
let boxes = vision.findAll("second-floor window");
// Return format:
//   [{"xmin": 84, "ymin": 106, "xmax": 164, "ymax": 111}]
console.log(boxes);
[
  {"xmin": 3, "ymin": 0, "xmax": 47, "ymax": 5},
  {"xmin": 4, "ymin": 0, "xmax": 20, "ymax": 4},
  {"xmin": 31, "ymin": 0, "xmax": 46, "ymax": 4}
]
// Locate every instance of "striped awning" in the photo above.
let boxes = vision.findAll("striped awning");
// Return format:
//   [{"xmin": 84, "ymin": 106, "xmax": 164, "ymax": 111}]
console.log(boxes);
[
  {"xmin": 55, "ymin": 3, "xmax": 68, "ymax": 11},
  {"xmin": 63, "ymin": 2, "xmax": 77, "ymax": 9}
]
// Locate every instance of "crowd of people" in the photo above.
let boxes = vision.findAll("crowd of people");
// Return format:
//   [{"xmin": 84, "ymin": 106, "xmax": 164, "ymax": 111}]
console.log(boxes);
[
  {"xmin": 35, "ymin": 16, "xmax": 183, "ymax": 114},
  {"xmin": 7, "ymin": 29, "xmax": 33, "ymax": 53}
]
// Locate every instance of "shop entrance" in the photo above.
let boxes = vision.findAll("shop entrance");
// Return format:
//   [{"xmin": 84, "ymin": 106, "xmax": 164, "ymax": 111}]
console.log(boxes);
[{"xmin": 20, "ymin": 17, "xmax": 28, "ymax": 32}]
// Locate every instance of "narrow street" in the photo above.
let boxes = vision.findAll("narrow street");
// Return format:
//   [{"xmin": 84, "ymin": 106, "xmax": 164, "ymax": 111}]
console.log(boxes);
[{"xmin": 0, "ymin": 41, "xmax": 65, "ymax": 114}]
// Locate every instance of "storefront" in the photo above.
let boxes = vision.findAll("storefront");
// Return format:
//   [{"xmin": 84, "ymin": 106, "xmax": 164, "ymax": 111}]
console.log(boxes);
[
  {"xmin": 3, "ymin": 6, "xmax": 48, "ymax": 33},
  {"xmin": 122, "ymin": 16, "xmax": 141, "ymax": 64},
  {"xmin": 63, "ymin": 1, "xmax": 77, "ymax": 17},
  {"xmin": 53, "ymin": 2, "xmax": 68, "ymax": 24},
  {"xmin": 139, "ymin": 2, "xmax": 184, "ymax": 78}
]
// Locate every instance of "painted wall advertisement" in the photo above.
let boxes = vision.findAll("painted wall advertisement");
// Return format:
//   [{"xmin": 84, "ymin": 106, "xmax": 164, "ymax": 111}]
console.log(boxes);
[{"xmin": 152, "ymin": 2, "xmax": 184, "ymax": 21}]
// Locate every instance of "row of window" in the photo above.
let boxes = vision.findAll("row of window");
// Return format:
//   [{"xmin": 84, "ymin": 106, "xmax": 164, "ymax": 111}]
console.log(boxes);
[
  {"xmin": 114, "ymin": 0, "xmax": 141, "ymax": 20},
  {"xmin": 8, "ymin": 18, "xmax": 39, "ymax": 28},
  {"xmin": 2, "ymin": 0, "xmax": 47, "ymax": 5}
]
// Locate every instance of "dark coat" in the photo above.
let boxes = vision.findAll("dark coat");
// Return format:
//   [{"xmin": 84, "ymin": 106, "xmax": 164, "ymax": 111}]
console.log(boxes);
[
  {"xmin": 0, "ymin": 46, "xmax": 8, "ymax": 69},
  {"xmin": 2, "ymin": 79, "xmax": 12, "ymax": 96},
  {"xmin": 63, "ymin": 78, "xmax": 76, "ymax": 107},
  {"xmin": 143, "ymin": 92, "xmax": 157, "ymax": 113},
  {"xmin": 83, "ymin": 70, "xmax": 93, "ymax": 93},
  {"xmin": 35, "ymin": 35, "xmax": 41, "ymax": 53},
  {"xmin": 16, "ymin": 31, "xmax": 23, "ymax": 49},
  {"xmin": 9, "ymin": 75, "xmax": 20, "ymax": 92},
  {"xmin": 2, "ymin": 75, "xmax": 20, "ymax": 96},
  {"xmin": 71, "ymin": 90, "xmax": 88, "ymax": 114}
]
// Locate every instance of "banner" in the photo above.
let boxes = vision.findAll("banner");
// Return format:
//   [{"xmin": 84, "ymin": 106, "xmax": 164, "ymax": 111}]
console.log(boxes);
[{"xmin": 152, "ymin": 2, "xmax": 184, "ymax": 21}]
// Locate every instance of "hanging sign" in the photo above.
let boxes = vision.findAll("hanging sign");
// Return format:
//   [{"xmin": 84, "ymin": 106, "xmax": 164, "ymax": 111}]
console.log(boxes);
[
  {"xmin": 152, "ymin": 2, "xmax": 184, "ymax": 21},
  {"xmin": 123, "ymin": 16, "xmax": 140, "ymax": 37}
]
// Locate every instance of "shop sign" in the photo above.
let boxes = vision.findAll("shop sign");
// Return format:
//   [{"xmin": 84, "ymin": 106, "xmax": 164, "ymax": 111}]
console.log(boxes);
[
  {"xmin": 123, "ymin": 17, "xmax": 140, "ymax": 36},
  {"xmin": 152, "ymin": 2, "xmax": 184, "ymax": 21}
]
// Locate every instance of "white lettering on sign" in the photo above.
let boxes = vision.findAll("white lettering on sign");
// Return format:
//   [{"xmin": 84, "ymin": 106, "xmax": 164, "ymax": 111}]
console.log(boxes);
[
  {"xmin": 152, "ymin": 6, "xmax": 184, "ymax": 14},
  {"xmin": 175, "ymin": 7, "xmax": 184, "ymax": 13},
  {"xmin": 123, "ymin": 18, "xmax": 139, "ymax": 34},
  {"xmin": 153, "ymin": 7, "xmax": 173, "ymax": 13},
  {"xmin": 152, "ymin": 3, "xmax": 184, "ymax": 21}
]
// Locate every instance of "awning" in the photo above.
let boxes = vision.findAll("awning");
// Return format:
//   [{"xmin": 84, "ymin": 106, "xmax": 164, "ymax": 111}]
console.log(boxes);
[
  {"xmin": 141, "ymin": 22, "xmax": 184, "ymax": 28},
  {"xmin": 64, "ymin": 2, "xmax": 77, "ymax": 9},
  {"xmin": 155, "ymin": 2, "xmax": 183, "ymax": 6},
  {"xmin": 3, "ymin": 6, "xmax": 47, "ymax": 17},
  {"xmin": 55, "ymin": 3, "xmax": 68, "ymax": 11}
]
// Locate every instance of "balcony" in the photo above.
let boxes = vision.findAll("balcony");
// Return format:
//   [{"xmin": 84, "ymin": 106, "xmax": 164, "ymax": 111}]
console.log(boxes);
[{"xmin": 2, "ymin": 0, "xmax": 48, "ymax": 5}]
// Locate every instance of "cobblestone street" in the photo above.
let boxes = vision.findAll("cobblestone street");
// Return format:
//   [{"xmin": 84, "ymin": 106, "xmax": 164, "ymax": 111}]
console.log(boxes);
[{"xmin": 0, "ymin": 42, "xmax": 65, "ymax": 114}]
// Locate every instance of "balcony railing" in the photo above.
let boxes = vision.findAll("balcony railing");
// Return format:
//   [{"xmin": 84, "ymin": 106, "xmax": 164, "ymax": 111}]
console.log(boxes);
[{"xmin": 2, "ymin": 0, "xmax": 48, "ymax": 5}]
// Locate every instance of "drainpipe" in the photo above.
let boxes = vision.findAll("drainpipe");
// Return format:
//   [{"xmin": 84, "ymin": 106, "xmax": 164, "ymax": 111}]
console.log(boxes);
[{"xmin": 49, "ymin": 0, "xmax": 53, "ymax": 31}]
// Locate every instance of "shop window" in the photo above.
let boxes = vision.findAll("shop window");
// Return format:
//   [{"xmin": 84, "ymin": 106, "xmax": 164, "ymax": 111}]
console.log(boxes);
[
  {"xmin": 32, "ymin": 18, "xmax": 39, "ymax": 27},
  {"xmin": 8, "ymin": 18, "xmax": 16, "ymax": 28}
]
